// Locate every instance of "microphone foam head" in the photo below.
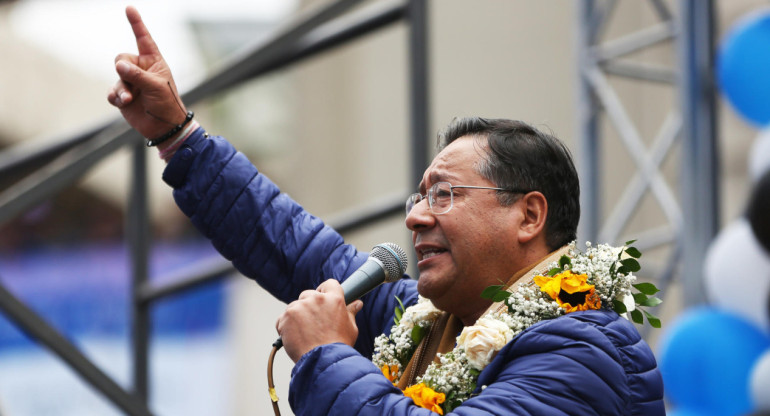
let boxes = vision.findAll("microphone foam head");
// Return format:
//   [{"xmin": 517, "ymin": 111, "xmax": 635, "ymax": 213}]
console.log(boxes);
[{"xmin": 371, "ymin": 243, "xmax": 408, "ymax": 282}]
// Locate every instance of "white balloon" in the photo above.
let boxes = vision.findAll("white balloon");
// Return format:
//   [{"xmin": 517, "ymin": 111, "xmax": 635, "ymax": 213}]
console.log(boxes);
[
  {"xmin": 704, "ymin": 219, "xmax": 770, "ymax": 331},
  {"xmin": 750, "ymin": 349, "xmax": 770, "ymax": 410},
  {"xmin": 749, "ymin": 128, "xmax": 770, "ymax": 184}
]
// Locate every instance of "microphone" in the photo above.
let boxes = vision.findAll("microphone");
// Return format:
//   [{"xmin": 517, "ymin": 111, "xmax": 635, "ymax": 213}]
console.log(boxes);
[
  {"xmin": 272, "ymin": 243, "xmax": 408, "ymax": 350},
  {"xmin": 340, "ymin": 242, "xmax": 409, "ymax": 304}
]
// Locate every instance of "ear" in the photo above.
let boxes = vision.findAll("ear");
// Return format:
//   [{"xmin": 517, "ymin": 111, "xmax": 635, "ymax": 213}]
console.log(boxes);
[{"xmin": 517, "ymin": 191, "xmax": 547, "ymax": 244}]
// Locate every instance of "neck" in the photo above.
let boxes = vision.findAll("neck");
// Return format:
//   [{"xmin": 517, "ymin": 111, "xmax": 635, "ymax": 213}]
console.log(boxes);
[
  {"xmin": 458, "ymin": 304, "xmax": 492, "ymax": 327},
  {"xmin": 458, "ymin": 244, "xmax": 569, "ymax": 326}
]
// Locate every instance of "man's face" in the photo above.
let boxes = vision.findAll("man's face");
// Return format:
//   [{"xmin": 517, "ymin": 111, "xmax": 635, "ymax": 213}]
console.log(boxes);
[{"xmin": 406, "ymin": 136, "xmax": 524, "ymax": 321}]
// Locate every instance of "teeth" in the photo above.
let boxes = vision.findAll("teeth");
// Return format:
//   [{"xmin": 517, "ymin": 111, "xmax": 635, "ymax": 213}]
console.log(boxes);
[{"xmin": 421, "ymin": 249, "xmax": 444, "ymax": 259}]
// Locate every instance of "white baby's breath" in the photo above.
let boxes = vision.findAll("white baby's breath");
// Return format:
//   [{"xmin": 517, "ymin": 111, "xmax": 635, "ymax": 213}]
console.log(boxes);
[{"xmin": 372, "ymin": 241, "xmax": 657, "ymax": 413}]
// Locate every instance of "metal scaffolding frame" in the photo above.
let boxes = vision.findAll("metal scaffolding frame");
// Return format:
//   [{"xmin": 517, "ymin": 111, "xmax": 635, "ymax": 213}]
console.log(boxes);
[
  {"xmin": 0, "ymin": 0, "xmax": 428, "ymax": 414},
  {"xmin": 0, "ymin": 0, "xmax": 720, "ymax": 413},
  {"xmin": 576, "ymin": 0, "xmax": 718, "ymax": 308}
]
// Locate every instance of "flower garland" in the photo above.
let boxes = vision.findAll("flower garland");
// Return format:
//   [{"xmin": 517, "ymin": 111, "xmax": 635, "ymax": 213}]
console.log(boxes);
[{"xmin": 371, "ymin": 241, "xmax": 662, "ymax": 414}]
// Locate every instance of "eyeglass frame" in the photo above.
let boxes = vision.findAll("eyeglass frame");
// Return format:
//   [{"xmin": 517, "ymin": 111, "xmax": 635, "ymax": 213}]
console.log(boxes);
[{"xmin": 405, "ymin": 181, "xmax": 531, "ymax": 216}]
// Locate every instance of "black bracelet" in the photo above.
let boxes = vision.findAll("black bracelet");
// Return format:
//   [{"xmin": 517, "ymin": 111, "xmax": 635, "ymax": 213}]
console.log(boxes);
[{"xmin": 146, "ymin": 111, "xmax": 194, "ymax": 147}]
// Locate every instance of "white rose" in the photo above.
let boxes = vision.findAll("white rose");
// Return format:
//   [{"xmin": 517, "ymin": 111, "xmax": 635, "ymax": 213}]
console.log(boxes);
[
  {"xmin": 400, "ymin": 297, "xmax": 442, "ymax": 329},
  {"xmin": 617, "ymin": 292, "xmax": 636, "ymax": 320},
  {"xmin": 457, "ymin": 317, "xmax": 514, "ymax": 370}
]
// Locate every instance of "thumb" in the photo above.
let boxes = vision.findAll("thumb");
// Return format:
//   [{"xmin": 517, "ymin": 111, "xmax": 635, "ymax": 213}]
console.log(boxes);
[{"xmin": 347, "ymin": 300, "xmax": 363, "ymax": 315}]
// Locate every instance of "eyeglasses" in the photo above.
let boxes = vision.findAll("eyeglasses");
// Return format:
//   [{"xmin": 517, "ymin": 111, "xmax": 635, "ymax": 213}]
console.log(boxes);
[{"xmin": 405, "ymin": 181, "xmax": 529, "ymax": 215}]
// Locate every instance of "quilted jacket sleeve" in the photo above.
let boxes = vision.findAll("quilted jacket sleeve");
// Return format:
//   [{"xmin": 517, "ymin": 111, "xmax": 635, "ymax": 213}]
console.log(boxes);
[
  {"xmin": 289, "ymin": 310, "xmax": 664, "ymax": 415},
  {"xmin": 161, "ymin": 130, "xmax": 420, "ymax": 355},
  {"xmin": 163, "ymin": 129, "xmax": 364, "ymax": 302}
]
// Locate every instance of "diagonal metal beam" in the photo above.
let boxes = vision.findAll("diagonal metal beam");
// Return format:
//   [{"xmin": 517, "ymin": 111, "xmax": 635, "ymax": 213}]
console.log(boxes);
[
  {"xmin": 585, "ymin": 66, "xmax": 683, "ymax": 234},
  {"xmin": 0, "ymin": 0, "xmax": 407, "ymax": 229},
  {"xmin": 0, "ymin": 122, "xmax": 137, "ymax": 227},
  {"xmin": 182, "ymin": 0, "xmax": 403, "ymax": 104},
  {"xmin": 601, "ymin": 60, "xmax": 677, "ymax": 84},
  {"xmin": 0, "ymin": 280, "xmax": 153, "ymax": 416},
  {"xmin": 589, "ymin": 0, "xmax": 617, "ymax": 43},
  {"xmin": 599, "ymin": 113, "xmax": 681, "ymax": 243},
  {"xmin": 649, "ymin": 0, "xmax": 674, "ymax": 22},
  {"xmin": 592, "ymin": 21, "xmax": 677, "ymax": 62}
]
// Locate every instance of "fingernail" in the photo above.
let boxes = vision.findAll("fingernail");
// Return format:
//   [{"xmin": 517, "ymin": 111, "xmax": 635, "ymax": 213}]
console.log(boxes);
[{"xmin": 120, "ymin": 92, "xmax": 130, "ymax": 103}]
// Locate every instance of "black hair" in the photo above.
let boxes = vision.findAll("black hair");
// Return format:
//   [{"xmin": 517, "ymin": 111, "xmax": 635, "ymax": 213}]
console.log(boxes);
[{"xmin": 438, "ymin": 117, "xmax": 580, "ymax": 250}]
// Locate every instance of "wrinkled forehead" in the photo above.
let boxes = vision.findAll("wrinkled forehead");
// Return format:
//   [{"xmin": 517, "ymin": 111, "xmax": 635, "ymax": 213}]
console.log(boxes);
[{"xmin": 418, "ymin": 135, "xmax": 489, "ymax": 192}]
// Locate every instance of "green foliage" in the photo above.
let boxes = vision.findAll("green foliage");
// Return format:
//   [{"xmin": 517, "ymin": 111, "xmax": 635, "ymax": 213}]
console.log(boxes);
[
  {"xmin": 609, "ymin": 243, "xmax": 663, "ymax": 329},
  {"xmin": 633, "ymin": 282, "xmax": 660, "ymax": 295},
  {"xmin": 480, "ymin": 285, "xmax": 505, "ymax": 300},
  {"xmin": 612, "ymin": 299, "xmax": 627, "ymax": 314},
  {"xmin": 394, "ymin": 296, "xmax": 406, "ymax": 326},
  {"xmin": 410, "ymin": 325, "xmax": 427, "ymax": 345},
  {"xmin": 480, "ymin": 285, "xmax": 511, "ymax": 303}
]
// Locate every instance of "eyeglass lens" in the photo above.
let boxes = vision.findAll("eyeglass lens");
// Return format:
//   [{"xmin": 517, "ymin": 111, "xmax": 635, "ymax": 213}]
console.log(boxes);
[{"xmin": 405, "ymin": 182, "xmax": 454, "ymax": 215}]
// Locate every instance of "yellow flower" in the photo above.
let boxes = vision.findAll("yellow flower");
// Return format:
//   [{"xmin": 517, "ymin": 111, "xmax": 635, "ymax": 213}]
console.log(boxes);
[
  {"xmin": 533, "ymin": 273, "xmax": 562, "ymax": 299},
  {"xmin": 534, "ymin": 270, "xmax": 602, "ymax": 313},
  {"xmin": 381, "ymin": 364, "xmax": 399, "ymax": 384},
  {"xmin": 403, "ymin": 383, "xmax": 446, "ymax": 414}
]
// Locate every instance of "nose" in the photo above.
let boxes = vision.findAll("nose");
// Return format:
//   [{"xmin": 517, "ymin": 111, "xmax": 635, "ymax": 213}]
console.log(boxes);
[{"xmin": 405, "ymin": 197, "xmax": 436, "ymax": 231}]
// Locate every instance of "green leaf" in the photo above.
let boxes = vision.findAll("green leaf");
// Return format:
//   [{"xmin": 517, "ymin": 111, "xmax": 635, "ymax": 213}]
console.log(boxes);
[
  {"xmin": 633, "ymin": 292, "xmax": 649, "ymax": 304},
  {"xmin": 625, "ymin": 239, "xmax": 637, "ymax": 246},
  {"xmin": 625, "ymin": 247, "xmax": 642, "ymax": 259},
  {"xmin": 612, "ymin": 299, "xmax": 627, "ymax": 314},
  {"xmin": 559, "ymin": 255, "xmax": 571, "ymax": 269},
  {"xmin": 620, "ymin": 258, "xmax": 641, "ymax": 273},
  {"xmin": 630, "ymin": 309, "xmax": 644, "ymax": 324},
  {"xmin": 411, "ymin": 325, "xmax": 427, "ymax": 344},
  {"xmin": 617, "ymin": 266, "xmax": 628, "ymax": 275},
  {"xmin": 394, "ymin": 296, "xmax": 405, "ymax": 325},
  {"xmin": 480, "ymin": 285, "xmax": 505, "ymax": 300},
  {"xmin": 640, "ymin": 296, "xmax": 663, "ymax": 307},
  {"xmin": 632, "ymin": 282, "xmax": 660, "ymax": 295},
  {"xmin": 492, "ymin": 290, "xmax": 512, "ymax": 303},
  {"xmin": 547, "ymin": 267, "xmax": 562, "ymax": 277},
  {"xmin": 643, "ymin": 310, "xmax": 662, "ymax": 328}
]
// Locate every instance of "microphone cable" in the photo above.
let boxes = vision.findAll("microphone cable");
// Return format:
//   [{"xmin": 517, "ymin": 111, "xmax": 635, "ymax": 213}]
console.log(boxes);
[
  {"xmin": 267, "ymin": 338, "xmax": 283, "ymax": 416},
  {"xmin": 264, "ymin": 243, "xmax": 406, "ymax": 415}
]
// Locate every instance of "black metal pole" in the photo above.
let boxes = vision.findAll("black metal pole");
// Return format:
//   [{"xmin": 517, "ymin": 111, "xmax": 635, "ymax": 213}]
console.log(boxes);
[
  {"xmin": 128, "ymin": 140, "xmax": 151, "ymax": 401},
  {"xmin": 576, "ymin": 0, "xmax": 601, "ymax": 244},
  {"xmin": 678, "ymin": 0, "xmax": 719, "ymax": 306},
  {"xmin": 407, "ymin": 0, "xmax": 430, "ymax": 188}
]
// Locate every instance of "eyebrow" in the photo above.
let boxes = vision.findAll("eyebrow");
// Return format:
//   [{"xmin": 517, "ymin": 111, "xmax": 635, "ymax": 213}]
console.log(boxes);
[{"xmin": 418, "ymin": 171, "xmax": 453, "ymax": 193}]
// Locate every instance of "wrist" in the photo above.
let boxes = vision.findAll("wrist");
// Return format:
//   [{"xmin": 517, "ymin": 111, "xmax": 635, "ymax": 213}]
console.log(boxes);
[
  {"xmin": 158, "ymin": 120, "xmax": 201, "ymax": 161},
  {"xmin": 146, "ymin": 110, "xmax": 194, "ymax": 147}
]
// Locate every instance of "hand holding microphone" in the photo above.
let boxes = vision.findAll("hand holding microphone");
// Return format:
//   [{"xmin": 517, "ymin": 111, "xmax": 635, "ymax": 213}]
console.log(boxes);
[{"xmin": 275, "ymin": 243, "xmax": 407, "ymax": 363}]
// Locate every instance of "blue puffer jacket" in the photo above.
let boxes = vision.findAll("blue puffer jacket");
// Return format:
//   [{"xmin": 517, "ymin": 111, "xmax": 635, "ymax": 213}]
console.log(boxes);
[{"xmin": 162, "ymin": 129, "xmax": 665, "ymax": 415}]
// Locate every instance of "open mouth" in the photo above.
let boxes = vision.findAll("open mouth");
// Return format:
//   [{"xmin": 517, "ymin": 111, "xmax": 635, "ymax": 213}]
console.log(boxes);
[{"xmin": 419, "ymin": 248, "xmax": 447, "ymax": 261}]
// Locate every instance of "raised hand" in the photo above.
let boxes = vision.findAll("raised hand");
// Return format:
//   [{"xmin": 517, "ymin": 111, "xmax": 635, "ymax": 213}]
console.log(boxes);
[{"xmin": 107, "ymin": 6, "xmax": 188, "ymax": 141}]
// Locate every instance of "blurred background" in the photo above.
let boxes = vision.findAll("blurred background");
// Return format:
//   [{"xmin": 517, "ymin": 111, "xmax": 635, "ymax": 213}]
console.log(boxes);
[{"xmin": 0, "ymin": 0, "xmax": 769, "ymax": 415}]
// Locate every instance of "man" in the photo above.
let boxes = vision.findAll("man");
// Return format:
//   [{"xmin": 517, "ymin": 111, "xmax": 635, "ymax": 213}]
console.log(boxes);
[{"xmin": 108, "ymin": 6, "xmax": 664, "ymax": 415}]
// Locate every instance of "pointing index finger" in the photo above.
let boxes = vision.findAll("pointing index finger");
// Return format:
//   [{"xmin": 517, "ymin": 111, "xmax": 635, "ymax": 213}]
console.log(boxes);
[{"xmin": 125, "ymin": 6, "xmax": 160, "ymax": 57}]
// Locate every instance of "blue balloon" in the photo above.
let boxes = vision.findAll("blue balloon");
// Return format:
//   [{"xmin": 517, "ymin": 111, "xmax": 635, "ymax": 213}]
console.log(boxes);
[
  {"xmin": 658, "ymin": 307, "xmax": 770, "ymax": 416},
  {"xmin": 666, "ymin": 408, "xmax": 709, "ymax": 416},
  {"xmin": 718, "ymin": 9, "xmax": 770, "ymax": 126}
]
